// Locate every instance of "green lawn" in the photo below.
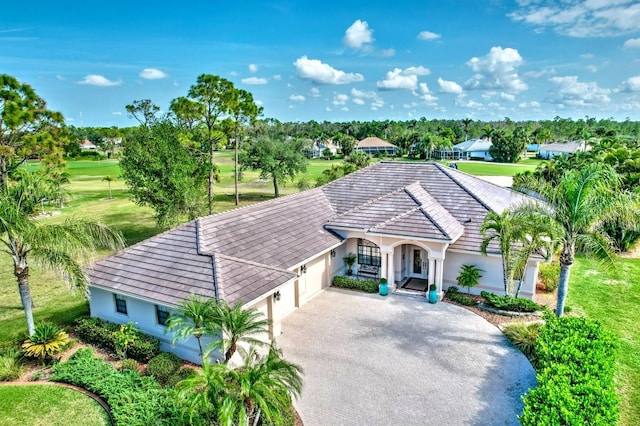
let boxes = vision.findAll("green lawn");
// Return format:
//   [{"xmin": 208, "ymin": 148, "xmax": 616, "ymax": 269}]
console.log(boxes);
[
  {"xmin": 0, "ymin": 385, "xmax": 110, "ymax": 425},
  {"xmin": 568, "ymin": 255, "xmax": 640, "ymax": 426},
  {"xmin": 454, "ymin": 161, "xmax": 539, "ymax": 176}
]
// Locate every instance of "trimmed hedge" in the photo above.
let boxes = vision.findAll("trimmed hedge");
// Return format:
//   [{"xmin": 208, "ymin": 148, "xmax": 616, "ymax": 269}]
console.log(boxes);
[
  {"xmin": 480, "ymin": 291, "xmax": 541, "ymax": 313},
  {"xmin": 520, "ymin": 313, "xmax": 619, "ymax": 426},
  {"xmin": 51, "ymin": 348, "xmax": 187, "ymax": 426},
  {"xmin": 445, "ymin": 286, "xmax": 477, "ymax": 306},
  {"xmin": 332, "ymin": 276, "xmax": 379, "ymax": 293},
  {"xmin": 74, "ymin": 317, "xmax": 160, "ymax": 363},
  {"xmin": 147, "ymin": 352, "xmax": 182, "ymax": 385}
]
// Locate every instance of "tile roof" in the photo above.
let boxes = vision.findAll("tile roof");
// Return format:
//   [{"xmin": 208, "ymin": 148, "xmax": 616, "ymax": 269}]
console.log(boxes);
[
  {"xmin": 88, "ymin": 161, "xmax": 533, "ymax": 306},
  {"xmin": 452, "ymin": 138, "xmax": 492, "ymax": 152},
  {"xmin": 356, "ymin": 137, "xmax": 397, "ymax": 148}
]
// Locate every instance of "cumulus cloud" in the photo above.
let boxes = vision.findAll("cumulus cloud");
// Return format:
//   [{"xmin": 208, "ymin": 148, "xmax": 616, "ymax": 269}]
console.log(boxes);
[
  {"xmin": 353, "ymin": 98, "xmax": 365, "ymax": 105},
  {"xmin": 465, "ymin": 46, "xmax": 527, "ymax": 92},
  {"xmin": 519, "ymin": 101, "xmax": 541, "ymax": 109},
  {"xmin": 332, "ymin": 93, "xmax": 349, "ymax": 106},
  {"xmin": 523, "ymin": 68, "xmax": 557, "ymax": 78},
  {"xmin": 437, "ymin": 77, "xmax": 463, "ymax": 94},
  {"xmin": 249, "ymin": 64, "xmax": 258, "ymax": 73},
  {"xmin": 624, "ymin": 38, "xmax": 640, "ymax": 48},
  {"xmin": 77, "ymin": 75, "xmax": 121, "ymax": 87},
  {"xmin": 510, "ymin": 0, "xmax": 640, "ymax": 37},
  {"xmin": 229, "ymin": 71, "xmax": 239, "ymax": 76},
  {"xmin": 417, "ymin": 30, "xmax": 441, "ymax": 40},
  {"xmin": 416, "ymin": 82, "xmax": 438, "ymax": 103},
  {"xmin": 273, "ymin": 74, "xmax": 282, "ymax": 80},
  {"xmin": 343, "ymin": 19, "xmax": 374, "ymax": 49},
  {"xmin": 618, "ymin": 75, "xmax": 640, "ymax": 92},
  {"xmin": 241, "ymin": 77, "xmax": 268, "ymax": 85},
  {"xmin": 371, "ymin": 97, "xmax": 385, "ymax": 110},
  {"xmin": 586, "ymin": 64, "xmax": 598, "ymax": 72},
  {"xmin": 547, "ymin": 75, "xmax": 611, "ymax": 106},
  {"xmin": 351, "ymin": 87, "xmax": 377, "ymax": 99},
  {"xmin": 310, "ymin": 87, "xmax": 321, "ymax": 97},
  {"xmin": 289, "ymin": 94, "xmax": 306, "ymax": 102},
  {"xmin": 139, "ymin": 68, "xmax": 168, "ymax": 80},
  {"xmin": 376, "ymin": 66, "xmax": 430, "ymax": 91},
  {"xmin": 455, "ymin": 94, "xmax": 483, "ymax": 109},
  {"xmin": 294, "ymin": 56, "xmax": 364, "ymax": 85},
  {"xmin": 112, "ymin": 111, "xmax": 122, "ymax": 116}
]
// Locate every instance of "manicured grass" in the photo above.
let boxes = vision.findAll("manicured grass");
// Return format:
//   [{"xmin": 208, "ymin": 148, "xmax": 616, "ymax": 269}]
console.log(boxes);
[
  {"xmin": 0, "ymin": 385, "xmax": 110, "ymax": 426},
  {"xmin": 567, "ymin": 255, "xmax": 640, "ymax": 426},
  {"xmin": 455, "ymin": 161, "xmax": 539, "ymax": 176}
]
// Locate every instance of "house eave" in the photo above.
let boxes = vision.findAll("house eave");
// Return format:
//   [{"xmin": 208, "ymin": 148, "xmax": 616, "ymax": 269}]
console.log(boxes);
[{"xmin": 88, "ymin": 282, "xmax": 183, "ymax": 308}]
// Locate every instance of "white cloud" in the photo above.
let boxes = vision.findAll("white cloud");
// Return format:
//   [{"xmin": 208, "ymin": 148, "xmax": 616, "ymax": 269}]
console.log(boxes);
[
  {"xmin": 416, "ymin": 83, "xmax": 439, "ymax": 103},
  {"xmin": 376, "ymin": 66, "xmax": 430, "ymax": 91},
  {"xmin": 623, "ymin": 38, "xmax": 640, "ymax": 48},
  {"xmin": 112, "ymin": 111, "xmax": 122, "ymax": 116},
  {"xmin": 417, "ymin": 30, "xmax": 441, "ymax": 40},
  {"xmin": 437, "ymin": 77, "xmax": 463, "ymax": 94},
  {"xmin": 289, "ymin": 94, "xmax": 306, "ymax": 102},
  {"xmin": 343, "ymin": 19, "xmax": 374, "ymax": 49},
  {"xmin": 380, "ymin": 48, "xmax": 396, "ymax": 57},
  {"xmin": 586, "ymin": 64, "xmax": 598, "ymax": 72},
  {"xmin": 371, "ymin": 98, "xmax": 385, "ymax": 110},
  {"xmin": 294, "ymin": 56, "xmax": 364, "ymax": 85},
  {"xmin": 310, "ymin": 87, "xmax": 321, "ymax": 97},
  {"xmin": 272, "ymin": 74, "xmax": 282, "ymax": 80},
  {"xmin": 139, "ymin": 68, "xmax": 168, "ymax": 80},
  {"xmin": 510, "ymin": 0, "xmax": 640, "ymax": 37},
  {"xmin": 332, "ymin": 93, "xmax": 349, "ymax": 105},
  {"xmin": 455, "ymin": 94, "xmax": 483, "ymax": 109},
  {"xmin": 249, "ymin": 64, "xmax": 258, "ymax": 73},
  {"xmin": 580, "ymin": 53, "xmax": 594, "ymax": 59},
  {"xmin": 351, "ymin": 87, "xmax": 377, "ymax": 99},
  {"xmin": 77, "ymin": 75, "xmax": 121, "ymax": 87},
  {"xmin": 353, "ymin": 98, "xmax": 365, "ymax": 105},
  {"xmin": 56, "ymin": 74, "xmax": 65, "ymax": 81},
  {"xmin": 618, "ymin": 75, "xmax": 640, "ymax": 92},
  {"xmin": 241, "ymin": 77, "xmax": 268, "ymax": 85},
  {"xmin": 229, "ymin": 71, "xmax": 239, "ymax": 76},
  {"xmin": 255, "ymin": 99, "xmax": 263, "ymax": 106},
  {"xmin": 519, "ymin": 101, "xmax": 542, "ymax": 108},
  {"xmin": 547, "ymin": 75, "xmax": 611, "ymax": 106},
  {"xmin": 465, "ymin": 46, "xmax": 527, "ymax": 92},
  {"xmin": 523, "ymin": 68, "xmax": 557, "ymax": 78}
]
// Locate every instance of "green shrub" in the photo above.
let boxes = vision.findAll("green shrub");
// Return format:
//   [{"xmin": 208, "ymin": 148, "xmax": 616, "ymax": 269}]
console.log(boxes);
[
  {"xmin": 445, "ymin": 286, "xmax": 478, "ymax": 306},
  {"xmin": 147, "ymin": 352, "xmax": 182, "ymax": 385},
  {"xmin": 166, "ymin": 366, "xmax": 197, "ymax": 388},
  {"xmin": 520, "ymin": 314, "xmax": 619, "ymax": 426},
  {"xmin": 22, "ymin": 323, "xmax": 70, "ymax": 360},
  {"xmin": 119, "ymin": 358, "xmax": 139, "ymax": 372},
  {"xmin": 480, "ymin": 291, "xmax": 541, "ymax": 313},
  {"xmin": 538, "ymin": 261, "xmax": 559, "ymax": 292},
  {"xmin": 332, "ymin": 276, "xmax": 379, "ymax": 293},
  {"xmin": 0, "ymin": 348, "xmax": 25, "ymax": 381},
  {"xmin": 73, "ymin": 317, "xmax": 160, "ymax": 363},
  {"xmin": 456, "ymin": 264, "xmax": 483, "ymax": 293},
  {"xmin": 502, "ymin": 322, "xmax": 542, "ymax": 358},
  {"xmin": 51, "ymin": 348, "xmax": 186, "ymax": 426}
]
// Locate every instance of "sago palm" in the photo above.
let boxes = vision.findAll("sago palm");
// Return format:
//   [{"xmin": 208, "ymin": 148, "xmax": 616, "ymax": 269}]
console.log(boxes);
[{"xmin": 0, "ymin": 174, "xmax": 125, "ymax": 335}]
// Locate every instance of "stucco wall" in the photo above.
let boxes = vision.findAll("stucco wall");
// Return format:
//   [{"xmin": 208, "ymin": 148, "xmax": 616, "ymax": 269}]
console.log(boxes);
[{"xmin": 442, "ymin": 251, "xmax": 506, "ymax": 296}]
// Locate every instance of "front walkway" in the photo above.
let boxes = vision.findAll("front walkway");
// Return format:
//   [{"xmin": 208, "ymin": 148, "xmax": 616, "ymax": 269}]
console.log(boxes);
[{"xmin": 276, "ymin": 288, "xmax": 536, "ymax": 426}]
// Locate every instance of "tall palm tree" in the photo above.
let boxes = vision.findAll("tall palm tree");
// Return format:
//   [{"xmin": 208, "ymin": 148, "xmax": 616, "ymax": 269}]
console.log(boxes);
[
  {"xmin": 528, "ymin": 164, "xmax": 637, "ymax": 316},
  {"xmin": 217, "ymin": 302, "xmax": 270, "ymax": 363},
  {"xmin": 102, "ymin": 175, "xmax": 116, "ymax": 199},
  {"xmin": 165, "ymin": 296, "xmax": 219, "ymax": 363},
  {"xmin": 481, "ymin": 210, "xmax": 520, "ymax": 295},
  {"xmin": 461, "ymin": 118, "xmax": 473, "ymax": 141},
  {"xmin": 0, "ymin": 175, "xmax": 125, "ymax": 336}
]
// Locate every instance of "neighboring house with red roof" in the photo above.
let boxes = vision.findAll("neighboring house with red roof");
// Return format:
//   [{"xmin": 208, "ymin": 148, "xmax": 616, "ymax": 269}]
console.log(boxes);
[
  {"xmin": 87, "ymin": 162, "xmax": 541, "ymax": 364},
  {"xmin": 80, "ymin": 139, "xmax": 98, "ymax": 150},
  {"xmin": 355, "ymin": 137, "xmax": 398, "ymax": 156}
]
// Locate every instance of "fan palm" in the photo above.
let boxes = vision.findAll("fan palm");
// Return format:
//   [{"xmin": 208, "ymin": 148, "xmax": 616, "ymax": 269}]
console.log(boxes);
[
  {"xmin": 165, "ymin": 296, "xmax": 220, "ymax": 363},
  {"xmin": 0, "ymin": 174, "xmax": 125, "ymax": 336},
  {"xmin": 217, "ymin": 302, "xmax": 270, "ymax": 363}
]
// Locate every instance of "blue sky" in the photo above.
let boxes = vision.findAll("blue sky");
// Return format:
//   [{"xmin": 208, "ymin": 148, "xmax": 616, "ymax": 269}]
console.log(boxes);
[{"xmin": 2, "ymin": 0, "xmax": 640, "ymax": 127}]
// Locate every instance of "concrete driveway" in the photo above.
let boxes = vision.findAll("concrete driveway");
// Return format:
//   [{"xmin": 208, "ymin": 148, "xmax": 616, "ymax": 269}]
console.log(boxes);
[{"xmin": 276, "ymin": 288, "xmax": 536, "ymax": 426}]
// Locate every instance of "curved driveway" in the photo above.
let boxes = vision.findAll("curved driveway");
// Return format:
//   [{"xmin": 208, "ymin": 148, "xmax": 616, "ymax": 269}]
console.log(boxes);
[{"xmin": 276, "ymin": 288, "xmax": 536, "ymax": 426}]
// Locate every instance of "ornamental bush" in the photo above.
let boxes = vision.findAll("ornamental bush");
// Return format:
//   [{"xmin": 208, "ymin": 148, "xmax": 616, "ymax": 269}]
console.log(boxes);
[
  {"xmin": 74, "ymin": 317, "xmax": 160, "ymax": 363},
  {"xmin": 332, "ymin": 276, "xmax": 379, "ymax": 293},
  {"xmin": 51, "ymin": 348, "xmax": 186, "ymax": 426},
  {"xmin": 445, "ymin": 286, "xmax": 478, "ymax": 306},
  {"xmin": 165, "ymin": 366, "xmax": 197, "ymax": 388},
  {"xmin": 538, "ymin": 261, "xmax": 560, "ymax": 292},
  {"xmin": 520, "ymin": 313, "xmax": 619, "ymax": 426},
  {"xmin": 502, "ymin": 322, "xmax": 542, "ymax": 358},
  {"xmin": 147, "ymin": 352, "xmax": 182, "ymax": 385},
  {"xmin": 480, "ymin": 291, "xmax": 541, "ymax": 313}
]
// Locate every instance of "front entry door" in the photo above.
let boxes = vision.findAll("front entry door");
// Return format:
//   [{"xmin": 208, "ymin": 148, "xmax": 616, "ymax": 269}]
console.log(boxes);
[{"xmin": 410, "ymin": 248, "xmax": 428, "ymax": 278}]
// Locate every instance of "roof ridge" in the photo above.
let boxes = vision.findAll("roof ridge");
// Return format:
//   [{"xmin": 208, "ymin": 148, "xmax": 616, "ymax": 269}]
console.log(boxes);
[
  {"xmin": 331, "ymin": 180, "xmax": 411, "ymax": 219},
  {"xmin": 214, "ymin": 252, "xmax": 295, "ymax": 275},
  {"xmin": 434, "ymin": 163, "xmax": 494, "ymax": 212},
  {"xmin": 417, "ymin": 206, "xmax": 451, "ymax": 240},
  {"xmin": 370, "ymin": 205, "xmax": 422, "ymax": 229}
]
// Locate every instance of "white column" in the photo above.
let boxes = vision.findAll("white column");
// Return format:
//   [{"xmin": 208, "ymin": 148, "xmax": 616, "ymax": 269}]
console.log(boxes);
[
  {"xmin": 385, "ymin": 249, "xmax": 395, "ymax": 288},
  {"xmin": 434, "ymin": 257, "xmax": 444, "ymax": 295},
  {"xmin": 380, "ymin": 250, "xmax": 388, "ymax": 281}
]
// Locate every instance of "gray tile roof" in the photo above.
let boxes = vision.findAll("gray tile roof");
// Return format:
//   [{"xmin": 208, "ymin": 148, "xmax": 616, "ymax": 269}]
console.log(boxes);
[{"xmin": 88, "ymin": 161, "xmax": 533, "ymax": 306}]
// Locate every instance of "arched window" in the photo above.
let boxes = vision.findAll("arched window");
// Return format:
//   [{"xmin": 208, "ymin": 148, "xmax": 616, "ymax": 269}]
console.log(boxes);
[{"xmin": 357, "ymin": 239, "xmax": 381, "ymax": 266}]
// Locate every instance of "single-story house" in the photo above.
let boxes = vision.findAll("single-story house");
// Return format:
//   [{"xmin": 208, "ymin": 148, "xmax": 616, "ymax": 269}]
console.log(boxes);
[
  {"xmin": 355, "ymin": 137, "xmax": 398, "ymax": 156},
  {"xmin": 87, "ymin": 162, "xmax": 540, "ymax": 364},
  {"xmin": 451, "ymin": 138, "xmax": 493, "ymax": 161},
  {"xmin": 80, "ymin": 140, "xmax": 98, "ymax": 150},
  {"xmin": 307, "ymin": 140, "xmax": 338, "ymax": 159},
  {"xmin": 538, "ymin": 141, "xmax": 590, "ymax": 159}
]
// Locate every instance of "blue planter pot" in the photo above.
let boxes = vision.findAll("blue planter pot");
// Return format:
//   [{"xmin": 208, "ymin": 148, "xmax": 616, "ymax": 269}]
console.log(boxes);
[
  {"xmin": 428, "ymin": 290, "xmax": 438, "ymax": 304},
  {"xmin": 379, "ymin": 283, "xmax": 389, "ymax": 296}
]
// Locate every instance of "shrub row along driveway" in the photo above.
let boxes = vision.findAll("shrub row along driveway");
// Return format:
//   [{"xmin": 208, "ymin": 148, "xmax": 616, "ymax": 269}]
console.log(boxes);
[{"xmin": 276, "ymin": 288, "xmax": 536, "ymax": 426}]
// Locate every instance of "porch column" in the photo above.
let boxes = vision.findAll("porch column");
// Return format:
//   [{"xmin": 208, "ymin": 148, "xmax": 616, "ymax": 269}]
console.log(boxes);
[
  {"xmin": 434, "ymin": 256, "xmax": 445, "ymax": 297},
  {"xmin": 380, "ymin": 249, "xmax": 388, "ymax": 281},
  {"xmin": 382, "ymin": 248, "xmax": 395, "ymax": 288}
]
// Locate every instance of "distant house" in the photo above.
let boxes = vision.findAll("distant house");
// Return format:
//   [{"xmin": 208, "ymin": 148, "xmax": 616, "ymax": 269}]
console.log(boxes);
[
  {"xmin": 80, "ymin": 140, "xmax": 98, "ymax": 150},
  {"xmin": 538, "ymin": 141, "xmax": 590, "ymax": 159},
  {"xmin": 355, "ymin": 137, "xmax": 398, "ymax": 156},
  {"xmin": 451, "ymin": 138, "xmax": 493, "ymax": 161},
  {"xmin": 308, "ymin": 140, "xmax": 339, "ymax": 159}
]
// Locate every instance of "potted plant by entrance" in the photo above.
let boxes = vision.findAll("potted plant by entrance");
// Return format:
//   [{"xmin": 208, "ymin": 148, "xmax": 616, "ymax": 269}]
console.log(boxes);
[
  {"xmin": 343, "ymin": 252, "xmax": 357, "ymax": 276},
  {"xmin": 428, "ymin": 284, "xmax": 438, "ymax": 304},
  {"xmin": 379, "ymin": 278, "xmax": 389, "ymax": 296}
]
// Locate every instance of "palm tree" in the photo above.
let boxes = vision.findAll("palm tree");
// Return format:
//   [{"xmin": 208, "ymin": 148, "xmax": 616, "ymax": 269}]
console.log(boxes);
[
  {"xmin": 0, "ymin": 174, "xmax": 125, "ymax": 335},
  {"xmin": 527, "ymin": 164, "xmax": 637, "ymax": 316},
  {"xmin": 217, "ymin": 302, "xmax": 270, "ymax": 363},
  {"xmin": 102, "ymin": 175, "xmax": 116, "ymax": 199},
  {"xmin": 481, "ymin": 210, "xmax": 519, "ymax": 295},
  {"xmin": 461, "ymin": 118, "xmax": 473, "ymax": 141},
  {"xmin": 165, "ymin": 296, "xmax": 219, "ymax": 363}
]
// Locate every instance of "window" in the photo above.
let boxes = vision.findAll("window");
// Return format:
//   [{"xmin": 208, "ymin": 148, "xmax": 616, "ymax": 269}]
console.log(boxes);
[
  {"xmin": 357, "ymin": 239, "xmax": 381, "ymax": 266},
  {"xmin": 114, "ymin": 294, "xmax": 127, "ymax": 315},
  {"xmin": 156, "ymin": 305, "xmax": 170, "ymax": 326}
]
